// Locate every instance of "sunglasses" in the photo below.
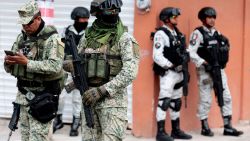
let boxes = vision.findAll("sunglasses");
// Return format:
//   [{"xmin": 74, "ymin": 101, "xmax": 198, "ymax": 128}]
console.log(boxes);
[
  {"xmin": 23, "ymin": 14, "xmax": 40, "ymax": 26},
  {"xmin": 26, "ymin": 18, "xmax": 35, "ymax": 26}
]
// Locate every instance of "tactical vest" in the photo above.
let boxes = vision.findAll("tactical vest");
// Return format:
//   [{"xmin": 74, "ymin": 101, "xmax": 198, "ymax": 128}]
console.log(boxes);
[
  {"xmin": 11, "ymin": 26, "xmax": 65, "ymax": 82},
  {"xmin": 82, "ymin": 33, "xmax": 139, "ymax": 87},
  {"xmin": 64, "ymin": 26, "xmax": 83, "ymax": 56},
  {"xmin": 196, "ymin": 27, "xmax": 230, "ymax": 68},
  {"xmin": 152, "ymin": 26, "xmax": 186, "ymax": 76}
]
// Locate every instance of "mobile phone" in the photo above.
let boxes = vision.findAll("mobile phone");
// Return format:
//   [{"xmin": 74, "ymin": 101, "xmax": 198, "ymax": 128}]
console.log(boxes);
[{"xmin": 4, "ymin": 50, "xmax": 16, "ymax": 56}]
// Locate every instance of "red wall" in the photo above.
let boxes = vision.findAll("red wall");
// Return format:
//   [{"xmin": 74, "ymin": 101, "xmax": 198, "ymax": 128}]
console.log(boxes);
[
  {"xmin": 133, "ymin": 0, "xmax": 250, "ymax": 137},
  {"xmin": 241, "ymin": 0, "xmax": 250, "ymax": 120}
]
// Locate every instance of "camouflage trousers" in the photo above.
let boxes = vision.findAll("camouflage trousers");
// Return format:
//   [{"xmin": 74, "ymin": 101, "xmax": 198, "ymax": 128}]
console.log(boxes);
[
  {"xmin": 156, "ymin": 70, "xmax": 183, "ymax": 121},
  {"xmin": 81, "ymin": 107, "xmax": 127, "ymax": 141},
  {"xmin": 19, "ymin": 105, "xmax": 52, "ymax": 141},
  {"xmin": 196, "ymin": 66, "xmax": 232, "ymax": 120}
]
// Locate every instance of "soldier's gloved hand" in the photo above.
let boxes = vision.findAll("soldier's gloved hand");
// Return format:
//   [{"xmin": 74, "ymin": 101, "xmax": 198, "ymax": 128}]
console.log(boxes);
[
  {"xmin": 63, "ymin": 60, "xmax": 74, "ymax": 72},
  {"xmin": 82, "ymin": 86, "xmax": 107, "ymax": 106}
]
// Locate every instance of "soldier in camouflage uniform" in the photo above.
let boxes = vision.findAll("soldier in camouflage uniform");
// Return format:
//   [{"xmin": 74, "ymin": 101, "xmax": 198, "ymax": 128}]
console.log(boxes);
[
  {"xmin": 188, "ymin": 7, "xmax": 243, "ymax": 137},
  {"xmin": 65, "ymin": 0, "xmax": 139, "ymax": 140},
  {"xmin": 4, "ymin": 1, "xmax": 64, "ymax": 141}
]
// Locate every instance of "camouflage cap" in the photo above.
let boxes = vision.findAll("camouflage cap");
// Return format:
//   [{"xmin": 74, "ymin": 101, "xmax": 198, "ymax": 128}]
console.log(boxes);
[{"xmin": 17, "ymin": 0, "xmax": 40, "ymax": 24}]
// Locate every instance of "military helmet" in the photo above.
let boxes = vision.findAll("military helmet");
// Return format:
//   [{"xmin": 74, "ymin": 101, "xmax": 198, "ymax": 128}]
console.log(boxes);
[
  {"xmin": 90, "ymin": 0, "xmax": 123, "ymax": 16},
  {"xmin": 198, "ymin": 7, "xmax": 216, "ymax": 20},
  {"xmin": 159, "ymin": 7, "xmax": 181, "ymax": 22},
  {"xmin": 71, "ymin": 7, "xmax": 90, "ymax": 20}
]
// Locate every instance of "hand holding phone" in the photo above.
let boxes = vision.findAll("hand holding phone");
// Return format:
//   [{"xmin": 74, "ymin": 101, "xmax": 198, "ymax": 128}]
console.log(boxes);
[{"xmin": 4, "ymin": 50, "xmax": 16, "ymax": 56}]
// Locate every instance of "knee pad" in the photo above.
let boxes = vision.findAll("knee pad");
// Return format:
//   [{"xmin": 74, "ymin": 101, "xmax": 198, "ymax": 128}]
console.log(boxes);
[
  {"xmin": 170, "ymin": 98, "xmax": 182, "ymax": 112},
  {"xmin": 158, "ymin": 98, "xmax": 171, "ymax": 111}
]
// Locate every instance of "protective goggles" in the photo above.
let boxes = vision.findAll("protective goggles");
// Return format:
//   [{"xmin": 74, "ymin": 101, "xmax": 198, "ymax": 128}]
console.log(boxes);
[
  {"xmin": 102, "ymin": 8, "xmax": 120, "ymax": 15},
  {"xmin": 91, "ymin": 0, "xmax": 123, "ymax": 10}
]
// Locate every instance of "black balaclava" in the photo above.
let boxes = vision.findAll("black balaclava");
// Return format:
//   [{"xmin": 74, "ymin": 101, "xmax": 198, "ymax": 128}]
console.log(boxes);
[
  {"xmin": 73, "ymin": 21, "xmax": 88, "ymax": 33},
  {"xmin": 99, "ymin": 13, "xmax": 119, "ymax": 25}
]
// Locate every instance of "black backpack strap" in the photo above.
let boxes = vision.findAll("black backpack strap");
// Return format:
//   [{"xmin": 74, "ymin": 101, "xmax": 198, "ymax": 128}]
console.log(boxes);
[
  {"xmin": 61, "ymin": 25, "xmax": 71, "ymax": 43},
  {"xmin": 196, "ymin": 26, "xmax": 208, "ymax": 46},
  {"xmin": 196, "ymin": 26, "xmax": 205, "ymax": 37},
  {"xmin": 157, "ymin": 27, "xmax": 174, "ymax": 46},
  {"xmin": 65, "ymin": 25, "xmax": 71, "ymax": 37}
]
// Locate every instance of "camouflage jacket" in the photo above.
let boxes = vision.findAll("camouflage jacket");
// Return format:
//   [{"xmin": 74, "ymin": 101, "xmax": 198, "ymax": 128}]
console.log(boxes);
[
  {"xmin": 78, "ymin": 32, "xmax": 140, "ymax": 109},
  {"xmin": 4, "ymin": 25, "xmax": 64, "ymax": 105}
]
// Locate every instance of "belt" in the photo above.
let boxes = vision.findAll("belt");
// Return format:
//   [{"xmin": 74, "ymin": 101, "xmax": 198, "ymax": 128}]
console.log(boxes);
[
  {"xmin": 17, "ymin": 79, "xmax": 43, "ymax": 87},
  {"xmin": 17, "ymin": 79, "xmax": 60, "ymax": 95}
]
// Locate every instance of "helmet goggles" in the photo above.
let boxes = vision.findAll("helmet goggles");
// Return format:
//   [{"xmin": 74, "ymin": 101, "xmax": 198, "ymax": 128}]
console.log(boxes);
[{"xmin": 91, "ymin": 0, "xmax": 123, "ymax": 10}]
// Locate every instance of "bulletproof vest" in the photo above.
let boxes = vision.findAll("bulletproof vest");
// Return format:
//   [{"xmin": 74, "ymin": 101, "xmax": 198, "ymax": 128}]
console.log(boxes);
[
  {"xmin": 11, "ymin": 25, "xmax": 65, "ymax": 82},
  {"xmin": 64, "ymin": 26, "xmax": 83, "ymax": 56},
  {"xmin": 196, "ymin": 27, "xmax": 230, "ymax": 68},
  {"xmin": 158, "ymin": 26, "xmax": 186, "ymax": 65},
  {"xmin": 152, "ymin": 27, "xmax": 186, "ymax": 76},
  {"xmin": 82, "ymin": 33, "xmax": 138, "ymax": 87}
]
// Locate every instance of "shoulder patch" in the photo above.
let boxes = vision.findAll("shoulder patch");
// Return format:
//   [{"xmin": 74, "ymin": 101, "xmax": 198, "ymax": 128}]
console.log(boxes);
[
  {"xmin": 155, "ymin": 42, "xmax": 161, "ymax": 49},
  {"xmin": 190, "ymin": 33, "xmax": 198, "ymax": 46}
]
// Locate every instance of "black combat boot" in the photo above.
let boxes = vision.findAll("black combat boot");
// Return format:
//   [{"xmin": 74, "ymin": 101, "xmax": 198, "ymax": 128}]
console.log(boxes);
[
  {"xmin": 69, "ymin": 116, "xmax": 81, "ymax": 136},
  {"xmin": 201, "ymin": 119, "xmax": 214, "ymax": 137},
  {"xmin": 171, "ymin": 118, "xmax": 192, "ymax": 139},
  {"xmin": 156, "ymin": 120, "xmax": 174, "ymax": 141},
  {"xmin": 53, "ymin": 114, "xmax": 64, "ymax": 133},
  {"xmin": 223, "ymin": 115, "xmax": 243, "ymax": 136}
]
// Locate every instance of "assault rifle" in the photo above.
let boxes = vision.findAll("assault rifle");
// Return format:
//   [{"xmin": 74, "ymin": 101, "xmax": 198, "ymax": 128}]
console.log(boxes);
[
  {"xmin": 65, "ymin": 32, "xmax": 95, "ymax": 141},
  {"xmin": 207, "ymin": 45, "xmax": 224, "ymax": 107},
  {"xmin": 175, "ymin": 35, "xmax": 190, "ymax": 107},
  {"xmin": 7, "ymin": 102, "xmax": 20, "ymax": 141}
]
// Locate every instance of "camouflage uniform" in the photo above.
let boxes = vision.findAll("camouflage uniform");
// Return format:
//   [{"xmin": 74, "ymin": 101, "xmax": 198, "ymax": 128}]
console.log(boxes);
[
  {"xmin": 4, "ymin": 1, "xmax": 64, "ymax": 141},
  {"xmin": 78, "ymin": 32, "xmax": 139, "ymax": 141}
]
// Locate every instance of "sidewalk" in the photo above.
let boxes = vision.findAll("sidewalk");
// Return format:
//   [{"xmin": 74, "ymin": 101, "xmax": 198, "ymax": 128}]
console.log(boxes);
[{"xmin": 0, "ymin": 118, "xmax": 249, "ymax": 141}]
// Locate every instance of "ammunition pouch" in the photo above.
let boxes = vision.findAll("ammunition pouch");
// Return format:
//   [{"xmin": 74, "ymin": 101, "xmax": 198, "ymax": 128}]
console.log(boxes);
[
  {"xmin": 85, "ymin": 53, "xmax": 110, "ymax": 87},
  {"xmin": 218, "ymin": 46, "xmax": 229, "ymax": 68}
]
